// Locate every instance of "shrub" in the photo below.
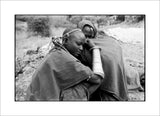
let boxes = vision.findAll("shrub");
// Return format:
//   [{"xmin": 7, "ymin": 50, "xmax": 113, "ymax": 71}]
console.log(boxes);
[
  {"xmin": 116, "ymin": 15, "xmax": 125, "ymax": 22},
  {"xmin": 125, "ymin": 15, "xmax": 144, "ymax": 23},
  {"xmin": 67, "ymin": 16, "xmax": 83, "ymax": 25},
  {"xmin": 27, "ymin": 17, "xmax": 51, "ymax": 37},
  {"xmin": 136, "ymin": 15, "xmax": 144, "ymax": 22},
  {"xmin": 51, "ymin": 17, "xmax": 74, "ymax": 28}
]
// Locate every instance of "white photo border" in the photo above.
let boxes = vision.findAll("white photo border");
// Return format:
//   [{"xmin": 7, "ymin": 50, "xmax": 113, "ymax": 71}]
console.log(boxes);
[{"xmin": 1, "ymin": 1, "xmax": 160, "ymax": 116}]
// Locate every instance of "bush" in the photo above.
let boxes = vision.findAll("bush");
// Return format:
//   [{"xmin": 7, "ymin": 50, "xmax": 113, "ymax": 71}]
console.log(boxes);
[
  {"xmin": 27, "ymin": 17, "xmax": 51, "ymax": 37},
  {"xmin": 136, "ymin": 15, "xmax": 144, "ymax": 22},
  {"xmin": 116, "ymin": 15, "xmax": 125, "ymax": 22},
  {"xmin": 125, "ymin": 15, "xmax": 144, "ymax": 23},
  {"xmin": 50, "ymin": 16, "xmax": 75, "ymax": 28},
  {"xmin": 67, "ymin": 16, "xmax": 83, "ymax": 25}
]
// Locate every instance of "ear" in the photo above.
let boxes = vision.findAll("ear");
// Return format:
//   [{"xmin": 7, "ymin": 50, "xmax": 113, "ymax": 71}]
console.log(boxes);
[{"xmin": 62, "ymin": 37, "xmax": 68, "ymax": 45}]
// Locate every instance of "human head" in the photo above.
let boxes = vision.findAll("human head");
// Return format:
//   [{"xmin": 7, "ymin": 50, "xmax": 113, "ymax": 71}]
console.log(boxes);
[
  {"xmin": 62, "ymin": 27, "xmax": 86, "ymax": 57},
  {"xmin": 77, "ymin": 20, "xmax": 97, "ymax": 39}
]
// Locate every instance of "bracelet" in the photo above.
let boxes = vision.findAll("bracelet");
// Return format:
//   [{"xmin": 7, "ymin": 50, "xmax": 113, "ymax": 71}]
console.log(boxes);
[{"xmin": 89, "ymin": 46, "xmax": 100, "ymax": 51}]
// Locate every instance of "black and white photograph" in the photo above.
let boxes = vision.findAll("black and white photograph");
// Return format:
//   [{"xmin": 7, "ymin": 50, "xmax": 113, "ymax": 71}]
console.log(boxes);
[
  {"xmin": 1, "ymin": 1, "xmax": 160, "ymax": 116},
  {"xmin": 15, "ymin": 15, "xmax": 145, "ymax": 101}
]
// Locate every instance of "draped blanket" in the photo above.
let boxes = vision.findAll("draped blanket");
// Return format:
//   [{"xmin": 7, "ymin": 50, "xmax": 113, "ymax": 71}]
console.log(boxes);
[
  {"xmin": 26, "ymin": 47, "xmax": 93, "ymax": 101},
  {"xmin": 77, "ymin": 20, "xmax": 143, "ymax": 100},
  {"xmin": 80, "ymin": 36, "xmax": 129, "ymax": 100},
  {"xmin": 95, "ymin": 37, "xmax": 128, "ymax": 100}
]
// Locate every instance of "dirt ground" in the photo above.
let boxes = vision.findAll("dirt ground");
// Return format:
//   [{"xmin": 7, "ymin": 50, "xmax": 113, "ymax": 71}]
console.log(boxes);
[{"xmin": 15, "ymin": 21, "xmax": 145, "ymax": 101}]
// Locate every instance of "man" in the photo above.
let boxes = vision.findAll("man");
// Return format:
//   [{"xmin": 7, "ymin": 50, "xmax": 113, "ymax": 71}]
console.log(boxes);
[
  {"xmin": 25, "ymin": 27, "xmax": 104, "ymax": 101},
  {"xmin": 78, "ymin": 20, "xmax": 129, "ymax": 101}
]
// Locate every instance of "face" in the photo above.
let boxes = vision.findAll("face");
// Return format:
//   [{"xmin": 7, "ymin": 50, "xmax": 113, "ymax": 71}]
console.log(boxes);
[
  {"xmin": 64, "ymin": 31, "xmax": 86, "ymax": 57},
  {"xmin": 82, "ymin": 25, "xmax": 95, "ymax": 38}
]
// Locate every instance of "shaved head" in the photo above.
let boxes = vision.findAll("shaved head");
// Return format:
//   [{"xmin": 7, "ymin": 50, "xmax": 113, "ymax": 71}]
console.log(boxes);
[{"xmin": 62, "ymin": 28, "xmax": 86, "ymax": 57}]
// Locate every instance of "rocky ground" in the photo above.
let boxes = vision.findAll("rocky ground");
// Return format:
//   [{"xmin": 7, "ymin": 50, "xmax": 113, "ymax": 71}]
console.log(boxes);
[{"xmin": 15, "ymin": 21, "xmax": 145, "ymax": 101}]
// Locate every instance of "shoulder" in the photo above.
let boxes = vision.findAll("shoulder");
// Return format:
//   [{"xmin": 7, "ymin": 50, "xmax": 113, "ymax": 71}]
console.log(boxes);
[{"xmin": 48, "ymin": 48, "xmax": 79, "ymax": 63}]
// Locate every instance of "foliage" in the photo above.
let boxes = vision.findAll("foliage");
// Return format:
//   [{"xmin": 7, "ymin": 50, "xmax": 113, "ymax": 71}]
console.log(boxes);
[
  {"xmin": 125, "ymin": 15, "xmax": 144, "ymax": 23},
  {"xmin": 67, "ymin": 16, "xmax": 83, "ymax": 25},
  {"xmin": 27, "ymin": 16, "xmax": 51, "ymax": 37},
  {"xmin": 116, "ymin": 15, "xmax": 125, "ymax": 22},
  {"xmin": 50, "ymin": 16, "xmax": 75, "ymax": 28}
]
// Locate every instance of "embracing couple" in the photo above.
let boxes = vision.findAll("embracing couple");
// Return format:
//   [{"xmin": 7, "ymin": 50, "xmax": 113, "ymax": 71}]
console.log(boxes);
[{"xmin": 25, "ymin": 20, "xmax": 128, "ymax": 101}]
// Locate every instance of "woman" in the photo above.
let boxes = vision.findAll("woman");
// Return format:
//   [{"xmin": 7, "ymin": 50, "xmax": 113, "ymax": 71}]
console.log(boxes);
[{"xmin": 78, "ymin": 20, "xmax": 129, "ymax": 101}]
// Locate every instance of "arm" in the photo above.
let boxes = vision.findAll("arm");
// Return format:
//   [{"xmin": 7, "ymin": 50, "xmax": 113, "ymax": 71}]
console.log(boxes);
[
  {"xmin": 85, "ymin": 39, "xmax": 104, "ymax": 84},
  {"xmin": 87, "ymin": 74, "xmax": 102, "ymax": 84}
]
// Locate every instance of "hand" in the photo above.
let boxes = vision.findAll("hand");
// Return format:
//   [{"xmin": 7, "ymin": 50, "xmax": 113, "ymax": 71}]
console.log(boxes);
[{"xmin": 84, "ymin": 39, "xmax": 95, "ymax": 50}]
